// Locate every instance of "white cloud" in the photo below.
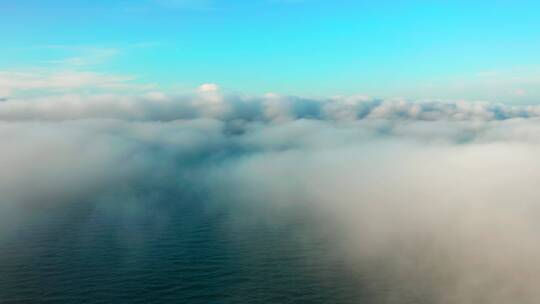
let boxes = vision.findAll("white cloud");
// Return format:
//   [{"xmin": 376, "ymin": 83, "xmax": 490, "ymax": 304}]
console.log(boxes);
[
  {"xmin": 0, "ymin": 70, "xmax": 147, "ymax": 97},
  {"xmin": 55, "ymin": 47, "xmax": 120, "ymax": 67},
  {"xmin": 405, "ymin": 66, "xmax": 540, "ymax": 103},
  {"xmin": 197, "ymin": 83, "xmax": 220, "ymax": 93},
  {"xmin": 514, "ymin": 88, "xmax": 527, "ymax": 96}
]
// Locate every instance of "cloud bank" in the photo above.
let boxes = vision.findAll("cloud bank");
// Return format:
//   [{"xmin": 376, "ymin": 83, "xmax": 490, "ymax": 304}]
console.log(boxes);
[
  {"xmin": 2, "ymin": 86, "xmax": 540, "ymax": 303},
  {"xmin": 2, "ymin": 84, "xmax": 540, "ymax": 122}
]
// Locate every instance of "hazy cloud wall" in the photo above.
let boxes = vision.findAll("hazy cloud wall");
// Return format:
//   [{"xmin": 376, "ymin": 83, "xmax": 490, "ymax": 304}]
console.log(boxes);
[{"xmin": 2, "ymin": 91, "xmax": 540, "ymax": 303}]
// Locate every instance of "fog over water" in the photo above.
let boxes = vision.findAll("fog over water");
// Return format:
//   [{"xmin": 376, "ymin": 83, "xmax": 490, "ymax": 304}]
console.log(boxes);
[{"xmin": 2, "ymin": 88, "xmax": 540, "ymax": 303}]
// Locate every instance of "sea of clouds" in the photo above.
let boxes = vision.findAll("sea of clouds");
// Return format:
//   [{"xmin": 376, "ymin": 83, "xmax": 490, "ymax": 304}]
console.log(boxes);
[{"xmin": 2, "ymin": 85, "xmax": 540, "ymax": 303}]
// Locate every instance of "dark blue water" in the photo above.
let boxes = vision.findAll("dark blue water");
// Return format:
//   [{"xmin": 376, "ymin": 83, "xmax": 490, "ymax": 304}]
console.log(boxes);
[{"xmin": 0, "ymin": 193, "xmax": 365, "ymax": 303}]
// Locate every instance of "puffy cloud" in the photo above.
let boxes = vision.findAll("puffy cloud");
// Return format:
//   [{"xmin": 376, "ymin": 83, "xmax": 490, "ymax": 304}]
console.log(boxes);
[
  {"xmin": 193, "ymin": 83, "xmax": 231, "ymax": 118},
  {"xmin": 197, "ymin": 83, "xmax": 220, "ymax": 93}
]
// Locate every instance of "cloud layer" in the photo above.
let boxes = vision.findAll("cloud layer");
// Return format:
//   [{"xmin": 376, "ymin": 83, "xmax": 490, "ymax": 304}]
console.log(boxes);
[{"xmin": 2, "ymin": 88, "xmax": 540, "ymax": 303}]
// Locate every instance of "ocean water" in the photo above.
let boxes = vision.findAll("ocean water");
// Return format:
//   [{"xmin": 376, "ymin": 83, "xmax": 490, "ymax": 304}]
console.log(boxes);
[{"xmin": 0, "ymin": 194, "xmax": 366, "ymax": 304}]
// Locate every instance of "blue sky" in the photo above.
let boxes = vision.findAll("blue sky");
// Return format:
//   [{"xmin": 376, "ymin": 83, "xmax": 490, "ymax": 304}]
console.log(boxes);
[{"xmin": 1, "ymin": 0, "xmax": 540, "ymax": 102}]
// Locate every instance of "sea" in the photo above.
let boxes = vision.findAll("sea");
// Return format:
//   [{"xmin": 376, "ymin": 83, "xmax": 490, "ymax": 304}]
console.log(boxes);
[{"xmin": 0, "ymin": 194, "xmax": 371, "ymax": 303}]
